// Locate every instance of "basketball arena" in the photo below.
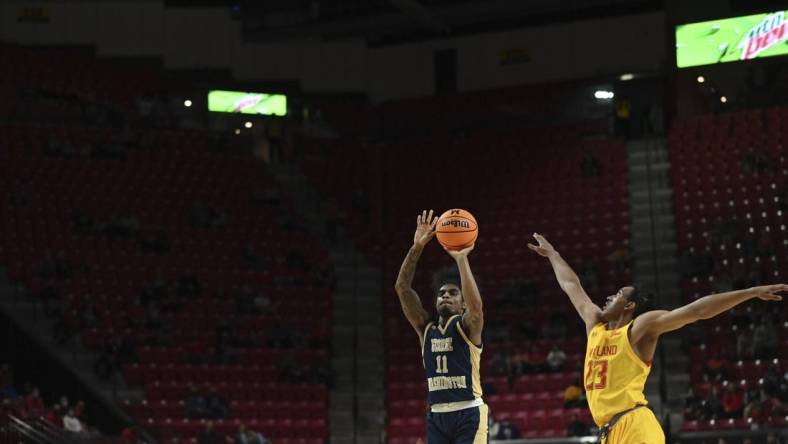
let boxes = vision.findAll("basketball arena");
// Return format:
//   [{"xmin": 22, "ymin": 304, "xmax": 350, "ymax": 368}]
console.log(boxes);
[{"xmin": 0, "ymin": 1, "xmax": 787, "ymax": 444}]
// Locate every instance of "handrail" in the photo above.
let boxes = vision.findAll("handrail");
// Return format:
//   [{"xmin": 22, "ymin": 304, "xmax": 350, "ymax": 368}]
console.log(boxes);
[
  {"xmin": 30, "ymin": 417, "xmax": 86, "ymax": 444},
  {"xmin": 7, "ymin": 415, "xmax": 58, "ymax": 444},
  {"xmin": 6, "ymin": 415, "xmax": 89, "ymax": 444}
]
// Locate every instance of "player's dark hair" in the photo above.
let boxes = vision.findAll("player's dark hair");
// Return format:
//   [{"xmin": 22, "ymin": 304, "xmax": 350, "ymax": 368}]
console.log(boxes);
[
  {"xmin": 432, "ymin": 266, "xmax": 462, "ymax": 296},
  {"xmin": 431, "ymin": 266, "xmax": 482, "ymax": 297},
  {"xmin": 629, "ymin": 286, "xmax": 652, "ymax": 317}
]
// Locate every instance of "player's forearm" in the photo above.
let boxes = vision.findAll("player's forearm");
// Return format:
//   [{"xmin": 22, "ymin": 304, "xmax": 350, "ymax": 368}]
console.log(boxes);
[
  {"xmin": 395, "ymin": 243, "xmax": 423, "ymax": 293},
  {"xmin": 689, "ymin": 288, "xmax": 758, "ymax": 320},
  {"xmin": 546, "ymin": 251, "xmax": 582, "ymax": 290},
  {"xmin": 456, "ymin": 256, "xmax": 482, "ymax": 313}
]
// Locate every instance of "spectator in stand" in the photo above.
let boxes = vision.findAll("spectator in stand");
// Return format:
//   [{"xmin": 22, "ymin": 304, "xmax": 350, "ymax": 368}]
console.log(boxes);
[
  {"xmin": 525, "ymin": 346, "xmax": 547, "ymax": 374},
  {"xmin": 564, "ymin": 379, "xmax": 584, "ymax": 408},
  {"xmin": 11, "ymin": 181, "xmax": 32, "ymax": 208},
  {"xmin": 185, "ymin": 386, "xmax": 210, "ymax": 419},
  {"xmin": 762, "ymin": 364, "xmax": 783, "ymax": 399},
  {"xmin": 704, "ymin": 386, "xmax": 723, "ymax": 419},
  {"xmin": 485, "ymin": 324, "xmax": 511, "ymax": 343},
  {"xmin": 608, "ymin": 243, "xmax": 631, "ymax": 273},
  {"xmin": 566, "ymin": 413, "xmax": 590, "ymax": 437},
  {"xmin": 252, "ymin": 184, "xmax": 281, "ymax": 207},
  {"xmin": 757, "ymin": 230, "xmax": 775, "ymax": 257},
  {"xmin": 683, "ymin": 388, "xmax": 704, "ymax": 420},
  {"xmin": 279, "ymin": 353, "xmax": 306, "ymax": 383},
  {"xmin": 580, "ymin": 152, "xmax": 601, "ymax": 177},
  {"xmin": 0, "ymin": 364, "xmax": 10, "ymax": 386},
  {"xmin": 197, "ymin": 421, "xmax": 219, "ymax": 444},
  {"xmin": 743, "ymin": 398, "xmax": 765, "ymax": 424},
  {"xmin": 242, "ymin": 244, "xmax": 262, "ymax": 270},
  {"xmin": 233, "ymin": 424, "xmax": 270, "ymax": 444},
  {"xmin": 736, "ymin": 324, "xmax": 756, "ymax": 360},
  {"xmin": 312, "ymin": 355, "xmax": 334, "ymax": 388},
  {"xmin": 206, "ymin": 389, "xmax": 229, "ymax": 419},
  {"xmin": 781, "ymin": 185, "xmax": 788, "ymax": 212},
  {"xmin": 546, "ymin": 344, "xmax": 567, "ymax": 372},
  {"xmin": 25, "ymin": 387, "xmax": 45, "ymax": 417},
  {"xmin": 490, "ymin": 351, "xmax": 510, "ymax": 377},
  {"xmin": 235, "ymin": 285, "xmax": 257, "ymax": 315},
  {"xmin": 489, "ymin": 418, "xmax": 521, "ymax": 440},
  {"xmin": 518, "ymin": 318, "xmax": 539, "ymax": 341},
  {"xmin": 753, "ymin": 316, "xmax": 777, "ymax": 358},
  {"xmin": 121, "ymin": 426, "xmax": 141, "ymax": 444},
  {"xmin": 579, "ymin": 263, "xmax": 600, "ymax": 294},
  {"xmin": 139, "ymin": 230, "xmax": 169, "ymax": 254},
  {"xmin": 542, "ymin": 313, "xmax": 567, "ymax": 340},
  {"xmin": 721, "ymin": 384, "xmax": 744, "ymax": 418},
  {"xmin": 63, "ymin": 408, "xmax": 84, "ymax": 434},
  {"xmin": 74, "ymin": 400, "xmax": 86, "ymax": 420},
  {"xmin": 498, "ymin": 278, "xmax": 539, "ymax": 308},
  {"xmin": 741, "ymin": 150, "xmax": 770, "ymax": 175},
  {"xmin": 510, "ymin": 346, "xmax": 541, "ymax": 375},
  {"xmin": 704, "ymin": 353, "xmax": 728, "ymax": 382},
  {"xmin": 253, "ymin": 294, "xmax": 271, "ymax": 316}
]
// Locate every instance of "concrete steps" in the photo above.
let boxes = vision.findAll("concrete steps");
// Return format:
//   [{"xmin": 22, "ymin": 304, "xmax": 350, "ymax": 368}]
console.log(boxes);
[
  {"xmin": 626, "ymin": 138, "xmax": 687, "ymax": 431},
  {"xmin": 272, "ymin": 163, "xmax": 386, "ymax": 444}
]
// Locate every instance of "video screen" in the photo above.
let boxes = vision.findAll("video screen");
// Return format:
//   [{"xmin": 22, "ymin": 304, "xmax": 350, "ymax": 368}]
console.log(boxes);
[
  {"xmin": 208, "ymin": 90, "xmax": 287, "ymax": 116},
  {"xmin": 676, "ymin": 10, "xmax": 788, "ymax": 68}
]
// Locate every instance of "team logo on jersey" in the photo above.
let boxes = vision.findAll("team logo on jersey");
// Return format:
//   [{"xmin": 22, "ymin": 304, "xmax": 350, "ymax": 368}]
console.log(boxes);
[{"xmin": 431, "ymin": 337, "xmax": 454, "ymax": 352}]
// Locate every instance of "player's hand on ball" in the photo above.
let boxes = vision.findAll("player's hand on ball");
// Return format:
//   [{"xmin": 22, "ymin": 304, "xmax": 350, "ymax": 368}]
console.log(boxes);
[
  {"xmin": 752, "ymin": 284, "xmax": 787, "ymax": 301},
  {"xmin": 445, "ymin": 244, "xmax": 474, "ymax": 260},
  {"xmin": 527, "ymin": 233, "xmax": 557, "ymax": 257},
  {"xmin": 414, "ymin": 209, "xmax": 438, "ymax": 247}
]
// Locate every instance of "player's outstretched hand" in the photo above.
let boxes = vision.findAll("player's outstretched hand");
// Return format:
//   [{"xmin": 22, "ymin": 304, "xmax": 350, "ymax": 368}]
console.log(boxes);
[
  {"xmin": 444, "ymin": 245, "xmax": 474, "ymax": 261},
  {"xmin": 752, "ymin": 284, "xmax": 788, "ymax": 301},
  {"xmin": 527, "ymin": 233, "xmax": 556, "ymax": 257},
  {"xmin": 414, "ymin": 209, "xmax": 438, "ymax": 247}
]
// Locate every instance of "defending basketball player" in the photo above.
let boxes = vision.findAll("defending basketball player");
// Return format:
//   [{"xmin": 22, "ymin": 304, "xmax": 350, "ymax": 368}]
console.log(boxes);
[
  {"xmin": 528, "ymin": 233, "xmax": 786, "ymax": 444},
  {"xmin": 394, "ymin": 210, "xmax": 488, "ymax": 444}
]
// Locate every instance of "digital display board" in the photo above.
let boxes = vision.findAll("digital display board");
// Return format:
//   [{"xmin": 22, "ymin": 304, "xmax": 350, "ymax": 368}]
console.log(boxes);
[
  {"xmin": 208, "ymin": 90, "xmax": 287, "ymax": 116},
  {"xmin": 676, "ymin": 10, "xmax": 788, "ymax": 68}
]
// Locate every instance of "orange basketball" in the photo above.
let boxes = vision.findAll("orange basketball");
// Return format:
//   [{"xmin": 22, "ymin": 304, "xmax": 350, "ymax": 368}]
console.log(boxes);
[{"xmin": 436, "ymin": 209, "xmax": 478, "ymax": 251}]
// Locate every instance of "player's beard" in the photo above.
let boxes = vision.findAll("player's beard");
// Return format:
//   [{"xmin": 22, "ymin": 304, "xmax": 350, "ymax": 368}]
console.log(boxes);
[{"xmin": 438, "ymin": 305, "xmax": 454, "ymax": 318}]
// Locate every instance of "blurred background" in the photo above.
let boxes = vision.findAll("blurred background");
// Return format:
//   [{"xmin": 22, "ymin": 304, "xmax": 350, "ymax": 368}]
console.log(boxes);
[{"xmin": 0, "ymin": 0, "xmax": 787, "ymax": 443}]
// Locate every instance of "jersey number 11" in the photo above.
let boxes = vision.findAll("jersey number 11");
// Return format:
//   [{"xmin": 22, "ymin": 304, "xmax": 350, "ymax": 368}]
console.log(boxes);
[{"xmin": 436, "ymin": 355, "xmax": 448, "ymax": 374}]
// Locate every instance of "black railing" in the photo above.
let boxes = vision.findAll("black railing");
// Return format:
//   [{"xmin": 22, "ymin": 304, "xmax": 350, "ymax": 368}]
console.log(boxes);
[{"xmin": 2, "ymin": 415, "xmax": 89, "ymax": 444}]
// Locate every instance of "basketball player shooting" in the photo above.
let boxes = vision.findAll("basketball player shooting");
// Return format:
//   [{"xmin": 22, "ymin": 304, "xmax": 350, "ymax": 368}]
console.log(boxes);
[
  {"xmin": 394, "ymin": 210, "xmax": 488, "ymax": 444},
  {"xmin": 528, "ymin": 233, "xmax": 786, "ymax": 444}
]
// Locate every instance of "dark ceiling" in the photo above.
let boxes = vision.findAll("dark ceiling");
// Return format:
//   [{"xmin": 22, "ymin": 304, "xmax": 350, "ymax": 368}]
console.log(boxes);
[{"xmin": 167, "ymin": 0, "xmax": 664, "ymax": 44}]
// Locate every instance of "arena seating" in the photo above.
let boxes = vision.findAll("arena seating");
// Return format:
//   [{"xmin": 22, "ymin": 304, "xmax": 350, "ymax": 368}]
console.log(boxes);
[
  {"xmin": 669, "ymin": 108, "xmax": 788, "ymax": 431},
  {"xmin": 0, "ymin": 45, "xmax": 331, "ymax": 444},
  {"xmin": 303, "ymin": 123, "xmax": 630, "ymax": 439}
]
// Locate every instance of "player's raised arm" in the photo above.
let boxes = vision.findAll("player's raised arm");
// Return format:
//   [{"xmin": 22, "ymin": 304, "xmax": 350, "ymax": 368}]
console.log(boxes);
[
  {"xmin": 528, "ymin": 233, "xmax": 603, "ymax": 334},
  {"xmin": 445, "ymin": 245, "xmax": 483, "ymax": 346},
  {"xmin": 631, "ymin": 284, "xmax": 787, "ymax": 341},
  {"xmin": 394, "ymin": 210, "xmax": 437, "ymax": 339}
]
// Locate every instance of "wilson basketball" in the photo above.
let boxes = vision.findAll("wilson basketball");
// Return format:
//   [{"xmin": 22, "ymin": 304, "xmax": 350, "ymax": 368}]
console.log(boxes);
[{"xmin": 436, "ymin": 209, "xmax": 478, "ymax": 250}]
